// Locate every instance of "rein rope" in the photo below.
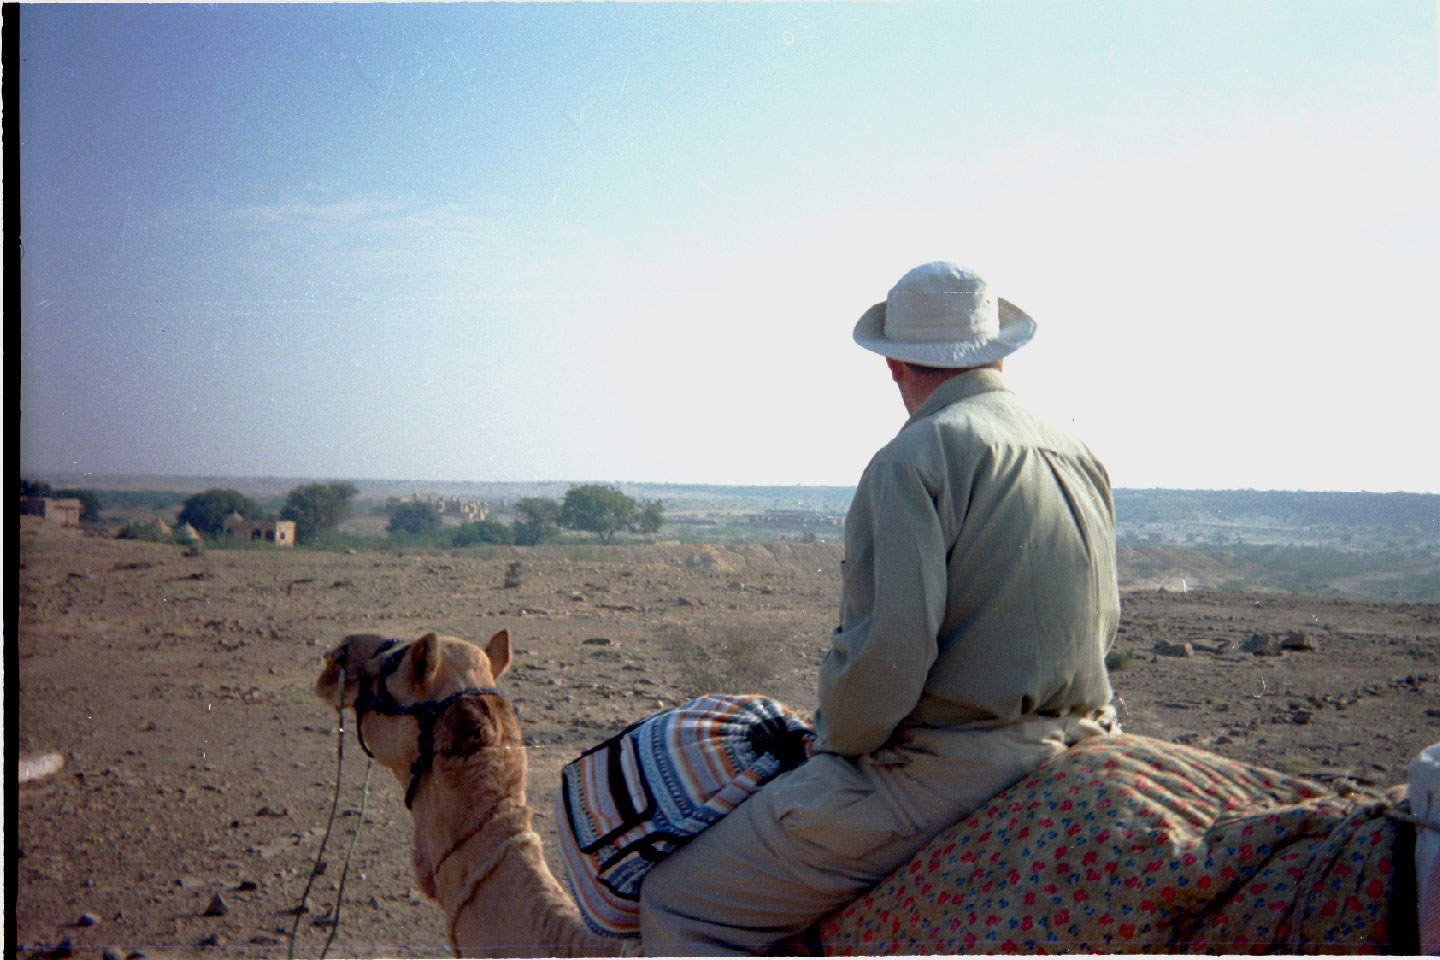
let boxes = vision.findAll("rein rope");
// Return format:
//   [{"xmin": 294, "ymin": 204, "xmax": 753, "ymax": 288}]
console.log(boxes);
[
  {"xmin": 444, "ymin": 829, "xmax": 545, "ymax": 950},
  {"xmin": 287, "ymin": 643, "xmax": 510, "ymax": 959},
  {"xmin": 288, "ymin": 668, "xmax": 373, "ymax": 960}
]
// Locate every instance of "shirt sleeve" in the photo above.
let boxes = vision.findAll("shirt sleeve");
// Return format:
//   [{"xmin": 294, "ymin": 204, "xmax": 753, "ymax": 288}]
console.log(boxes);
[{"xmin": 814, "ymin": 459, "xmax": 947, "ymax": 756}]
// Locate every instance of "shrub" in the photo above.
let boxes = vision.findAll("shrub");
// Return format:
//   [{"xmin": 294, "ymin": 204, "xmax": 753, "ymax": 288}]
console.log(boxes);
[
  {"xmin": 659, "ymin": 622, "xmax": 777, "ymax": 701},
  {"xmin": 117, "ymin": 521, "xmax": 165, "ymax": 542},
  {"xmin": 503, "ymin": 561, "xmax": 524, "ymax": 589},
  {"xmin": 453, "ymin": 519, "xmax": 514, "ymax": 547},
  {"xmin": 1105, "ymin": 649, "xmax": 1137, "ymax": 672}
]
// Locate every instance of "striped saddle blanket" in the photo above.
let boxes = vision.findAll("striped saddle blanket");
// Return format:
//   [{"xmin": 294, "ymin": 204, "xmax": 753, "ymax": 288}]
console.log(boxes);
[{"xmin": 555, "ymin": 694, "xmax": 815, "ymax": 937}]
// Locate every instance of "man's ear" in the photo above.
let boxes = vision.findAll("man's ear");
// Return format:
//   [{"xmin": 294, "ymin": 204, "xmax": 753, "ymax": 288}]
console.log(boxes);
[
  {"xmin": 410, "ymin": 632, "xmax": 443, "ymax": 689},
  {"xmin": 485, "ymin": 629, "xmax": 511, "ymax": 681},
  {"xmin": 886, "ymin": 357, "xmax": 907, "ymax": 384}
]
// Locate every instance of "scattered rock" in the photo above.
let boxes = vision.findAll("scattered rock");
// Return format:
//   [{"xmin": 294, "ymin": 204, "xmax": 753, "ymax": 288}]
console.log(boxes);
[
  {"xmin": 252, "ymin": 838, "xmax": 294, "ymax": 859},
  {"xmin": 582, "ymin": 638, "xmax": 614, "ymax": 646},
  {"xmin": 202, "ymin": 894, "xmax": 228, "ymax": 917},
  {"xmin": 236, "ymin": 879, "xmax": 259, "ymax": 892},
  {"xmin": 76, "ymin": 912, "xmax": 101, "ymax": 927},
  {"xmin": 197, "ymin": 933, "xmax": 221, "ymax": 947},
  {"xmin": 102, "ymin": 949, "xmax": 124, "ymax": 960},
  {"xmin": 1153, "ymin": 640, "xmax": 1193, "ymax": 657},
  {"xmin": 256, "ymin": 804, "xmax": 288, "ymax": 817},
  {"xmin": 1242, "ymin": 633, "xmax": 1285, "ymax": 657},
  {"xmin": 1280, "ymin": 631, "xmax": 1317, "ymax": 652}
]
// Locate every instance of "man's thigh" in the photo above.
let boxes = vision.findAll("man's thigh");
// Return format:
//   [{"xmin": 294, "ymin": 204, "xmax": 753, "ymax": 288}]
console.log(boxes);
[
  {"xmin": 638, "ymin": 754, "xmax": 928, "ymax": 954},
  {"xmin": 639, "ymin": 716, "xmax": 1109, "ymax": 954}
]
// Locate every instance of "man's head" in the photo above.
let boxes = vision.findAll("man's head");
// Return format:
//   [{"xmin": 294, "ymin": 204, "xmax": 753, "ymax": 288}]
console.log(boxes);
[{"xmin": 853, "ymin": 262, "xmax": 1034, "ymax": 369}]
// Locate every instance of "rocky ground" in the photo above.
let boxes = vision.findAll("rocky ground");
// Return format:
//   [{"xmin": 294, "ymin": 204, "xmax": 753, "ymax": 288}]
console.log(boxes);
[{"xmin": 12, "ymin": 519, "xmax": 1440, "ymax": 959}]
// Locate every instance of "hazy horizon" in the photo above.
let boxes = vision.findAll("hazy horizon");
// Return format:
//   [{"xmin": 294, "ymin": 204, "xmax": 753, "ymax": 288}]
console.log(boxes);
[
  {"xmin": 18, "ymin": 3, "xmax": 1438, "ymax": 494},
  {"xmin": 21, "ymin": 467, "xmax": 1440, "ymax": 500}
]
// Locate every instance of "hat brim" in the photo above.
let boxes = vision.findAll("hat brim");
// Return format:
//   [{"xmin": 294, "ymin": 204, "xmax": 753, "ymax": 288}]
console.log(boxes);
[{"xmin": 851, "ymin": 299, "xmax": 1036, "ymax": 367}]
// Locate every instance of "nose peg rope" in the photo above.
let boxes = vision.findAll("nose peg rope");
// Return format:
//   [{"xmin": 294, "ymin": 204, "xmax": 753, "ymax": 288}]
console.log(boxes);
[
  {"xmin": 321, "ymin": 755, "xmax": 373, "ymax": 958},
  {"xmin": 288, "ymin": 667, "xmax": 374, "ymax": 960}
]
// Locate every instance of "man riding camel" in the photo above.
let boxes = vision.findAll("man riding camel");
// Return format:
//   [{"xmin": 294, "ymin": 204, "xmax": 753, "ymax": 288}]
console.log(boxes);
[{"xmin": 640, "ymin": 261, "xmax": 1123, "ymax": 955}]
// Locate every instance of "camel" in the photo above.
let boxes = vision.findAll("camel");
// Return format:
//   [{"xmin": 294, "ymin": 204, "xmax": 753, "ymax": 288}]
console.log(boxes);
[
  {"xmin": 318, "ymin": 631, "xmax": 1430, "ymax": 957},
  {"xmin": 316, "ymin": 630, "xmax": 625, "ymax": 957}
]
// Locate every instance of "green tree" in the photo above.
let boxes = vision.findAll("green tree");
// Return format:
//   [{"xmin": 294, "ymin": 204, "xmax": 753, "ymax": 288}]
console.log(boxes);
[
  {"xmin": 637, "ymin": 498, "xmax": 665, "ymax": 534},
  {"xmin": 281, "ymin": 481, "xmax": 358, "ymax": 545},
  {"xmin": 388, "ymin": 501, "xmax": 443, "ymax": 537},
  {"xmin": 54, "ymin": 488, "xmax": 104, "ymax": 523},
  {"xmin": 20, "ymin": 478, "xmax": 53, "ymax": 498},
  {"xmin": 452, "ymin": 519, "xmax": 514, "ymax": 547},
  {"xmin": 560, "ymin": 484, "xmax": 637, "ymax": 544},
  {"xmin": 178, "ymin": 488, "xmax": 262, "ymax": 538},
  {"xmin": 512, "ymin": 498, "xmax": 561, "ymax": 546}
]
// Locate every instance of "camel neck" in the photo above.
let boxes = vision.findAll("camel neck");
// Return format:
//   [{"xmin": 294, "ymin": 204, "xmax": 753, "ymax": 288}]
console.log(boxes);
[
  {"xmin": 411, "ymin": 770, "xmax": 621, "ymax": 956},
  {"xmin": 449, "ymin": 843, "xmax": 622, "ymax": 957}
]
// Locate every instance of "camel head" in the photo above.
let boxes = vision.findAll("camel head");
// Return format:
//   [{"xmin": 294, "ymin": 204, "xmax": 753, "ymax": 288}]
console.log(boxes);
[{"xmin": 315, "ymin": 630, "xmax": 519, "ymax": 807}]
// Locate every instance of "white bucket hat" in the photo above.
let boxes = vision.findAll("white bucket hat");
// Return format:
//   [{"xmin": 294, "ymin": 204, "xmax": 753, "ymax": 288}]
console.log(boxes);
[{"xmin": 852, "ymin": 261, "xmax": 1036, "ymax": 367}]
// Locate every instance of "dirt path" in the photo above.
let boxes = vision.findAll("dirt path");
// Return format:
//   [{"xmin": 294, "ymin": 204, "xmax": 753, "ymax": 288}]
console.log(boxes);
[{"xmin": 13, "ymin": 520, "xmax": 1439, "ymax": 958}]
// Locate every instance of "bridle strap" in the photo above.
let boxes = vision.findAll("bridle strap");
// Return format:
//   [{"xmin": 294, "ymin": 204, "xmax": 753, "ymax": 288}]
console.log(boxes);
[{"xmin": 351, "ymin": 639, "xmax": 500, "ymax": 808}]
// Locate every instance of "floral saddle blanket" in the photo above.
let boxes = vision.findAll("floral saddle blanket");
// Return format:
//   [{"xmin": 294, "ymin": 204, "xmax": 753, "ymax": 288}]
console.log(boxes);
[{"xmin": 811, "ymin": 734, "xmax": 1417, "ymax": 955}]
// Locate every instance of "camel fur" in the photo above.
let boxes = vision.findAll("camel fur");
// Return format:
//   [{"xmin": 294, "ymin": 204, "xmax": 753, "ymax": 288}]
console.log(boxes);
[{"xmin": 316, "ymin": 631, "xmax": 624, "ymax": 957}]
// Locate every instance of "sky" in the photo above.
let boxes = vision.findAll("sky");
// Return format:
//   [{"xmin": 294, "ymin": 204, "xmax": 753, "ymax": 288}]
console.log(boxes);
[{"xmin": 17, "ymin": 1, "xmax": 1439, "ymax": 492}]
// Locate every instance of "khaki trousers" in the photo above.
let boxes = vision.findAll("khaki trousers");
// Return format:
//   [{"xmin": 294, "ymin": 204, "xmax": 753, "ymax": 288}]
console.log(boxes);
[{"xmin": 638, "ymin": 709, "xmax": 1116, "ymax": 956}]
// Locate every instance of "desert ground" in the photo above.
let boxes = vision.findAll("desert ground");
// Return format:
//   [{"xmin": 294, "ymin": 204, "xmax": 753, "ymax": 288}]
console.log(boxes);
[{"xmin": 12, "ymin": 518, "xmax": 1440, "ymax": 958}]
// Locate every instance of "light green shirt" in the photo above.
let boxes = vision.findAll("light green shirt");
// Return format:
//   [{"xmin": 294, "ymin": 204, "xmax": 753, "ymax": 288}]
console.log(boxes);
[{"xmin": 815, "ymin": 369, "xmax": 1119, "ymax": 756}]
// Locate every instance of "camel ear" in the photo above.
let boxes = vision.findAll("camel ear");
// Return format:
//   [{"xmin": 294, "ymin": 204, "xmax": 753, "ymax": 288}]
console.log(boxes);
[
  {"xmin": 484, "ymin": 629, "xmax": 511, "ymax": 681},
  {"xmin": 410, "ymin": 632, "xmax": 443, "ymax": 689}
]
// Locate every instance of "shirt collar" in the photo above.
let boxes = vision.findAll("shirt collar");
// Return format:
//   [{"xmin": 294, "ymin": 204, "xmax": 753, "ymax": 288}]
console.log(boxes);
[{"xmin": 905, "ymin": 368, "xmax": 1010, "ymax": 426}]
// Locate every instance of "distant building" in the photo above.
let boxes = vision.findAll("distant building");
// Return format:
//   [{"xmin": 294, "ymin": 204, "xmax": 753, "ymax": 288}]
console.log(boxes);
[
  {"xmin": 19, "ymin": 497, "xmax": 83, "ymax": 526},
  {"xmin": 746, "ymin": 509, "xmax": 843, "ymax": 529},
  {"xmin": 223, "ymin": 516, "xmax": 297, "ymax": 546},
  {"xmin": 386, "ymin": 494, "xmax": 489, "ymax": 521}
]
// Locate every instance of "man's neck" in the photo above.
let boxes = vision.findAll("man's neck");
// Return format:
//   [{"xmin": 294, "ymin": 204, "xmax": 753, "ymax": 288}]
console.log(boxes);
[{"xmin": 900, "ymin": 361, "xmax": 1002, "ymax": 413}]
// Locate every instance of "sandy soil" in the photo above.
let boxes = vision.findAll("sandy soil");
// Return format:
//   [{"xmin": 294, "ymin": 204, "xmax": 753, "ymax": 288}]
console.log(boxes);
[{"xmin": 12, "ymin": 518, "xmax": 1439, "ymax": 958}]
